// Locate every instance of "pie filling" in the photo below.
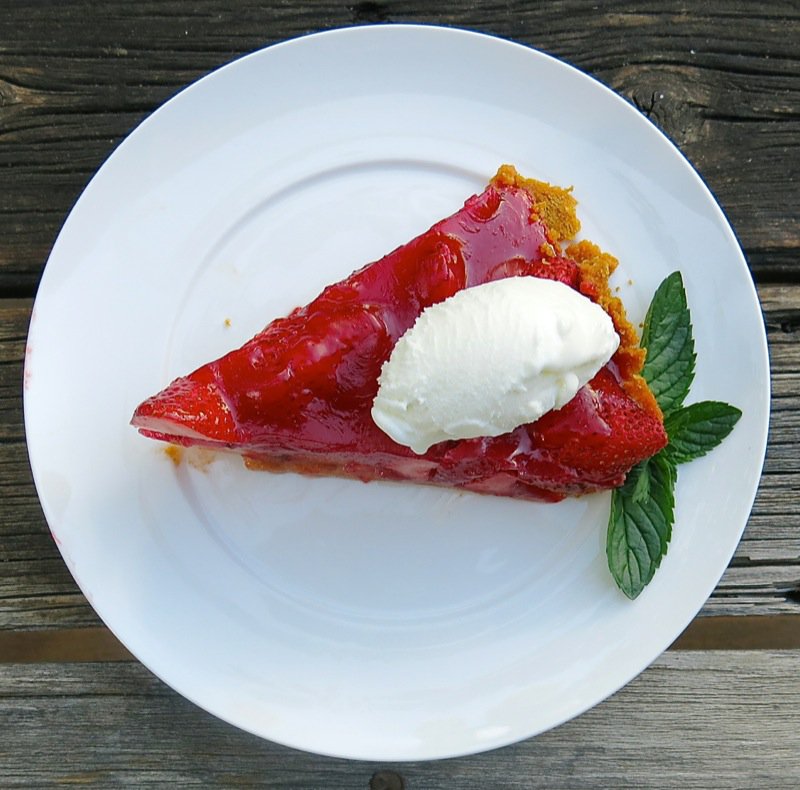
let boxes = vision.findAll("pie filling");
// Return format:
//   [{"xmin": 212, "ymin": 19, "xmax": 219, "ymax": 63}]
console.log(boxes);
[{"xmin": 132, "ymin": 166, "xmax": 668, "ymax": 502}]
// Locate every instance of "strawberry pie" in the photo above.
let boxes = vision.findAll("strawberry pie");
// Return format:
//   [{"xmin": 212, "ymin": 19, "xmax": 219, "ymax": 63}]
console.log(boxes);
[{"xmin": 132, "ymin": 166, "xmax": 667, "ymax": 502}]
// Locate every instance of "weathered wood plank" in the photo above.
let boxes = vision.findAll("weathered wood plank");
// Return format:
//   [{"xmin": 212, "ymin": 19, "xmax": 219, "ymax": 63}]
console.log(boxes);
[
  {"xmin": 0, "ymin": 652, "xmax": 798, "ymax": 787},
  {"xmin": 3, "ymin": 283, "xmax": 799, "ymax": 628},
  {"xmin": 1, "ymin": 1, "xmax": 797, "ymax": 291}
]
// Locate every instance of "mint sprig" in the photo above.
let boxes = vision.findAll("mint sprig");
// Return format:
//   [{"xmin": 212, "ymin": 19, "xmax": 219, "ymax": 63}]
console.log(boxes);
[{"xmin": 606, "ymin": 272, "xmax": 741, "ymax": 599}]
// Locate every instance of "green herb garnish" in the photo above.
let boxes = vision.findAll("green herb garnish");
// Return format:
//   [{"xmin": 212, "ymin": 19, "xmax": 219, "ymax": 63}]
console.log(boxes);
[{"xmin": 607, "ymin": 272, "xmax": 742, "ymax": 599}]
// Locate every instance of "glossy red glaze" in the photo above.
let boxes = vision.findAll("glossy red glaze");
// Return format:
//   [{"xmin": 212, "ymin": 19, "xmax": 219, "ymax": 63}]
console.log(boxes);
[{"xmin": 133, "ymin": 182, "xmax": 667, "ymax": 501}]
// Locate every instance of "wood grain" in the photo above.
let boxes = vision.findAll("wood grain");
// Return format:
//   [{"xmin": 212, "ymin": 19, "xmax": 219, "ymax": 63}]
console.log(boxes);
[
  {"xmin": 1, "ymin": 652, "xmax": 798, "ymax": 787},
  {"xmin": 1, "ymin": 3, "xmax": 798, "ymax": 785},
  {"xmin": 0, "ymin": 1, "xmax": 798, "ymax": 292}
]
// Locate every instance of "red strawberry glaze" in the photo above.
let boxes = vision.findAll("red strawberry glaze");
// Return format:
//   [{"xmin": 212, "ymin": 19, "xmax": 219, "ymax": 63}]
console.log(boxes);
[{"xmin": 133, "ymin": 178, "xmax": 667, "ymax": 502}]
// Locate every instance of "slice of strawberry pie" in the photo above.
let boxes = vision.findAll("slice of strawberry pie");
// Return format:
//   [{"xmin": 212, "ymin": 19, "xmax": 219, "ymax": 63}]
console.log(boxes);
[{"xmin": 132, "ymin": 166, "xmax": 667, "ymax": 502}]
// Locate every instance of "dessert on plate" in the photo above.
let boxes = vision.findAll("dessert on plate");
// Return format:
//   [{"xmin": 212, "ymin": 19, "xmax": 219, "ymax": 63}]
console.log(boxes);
[{"xmin": 132, "ymin": 166, "xmax": 668, "ymax": 502}]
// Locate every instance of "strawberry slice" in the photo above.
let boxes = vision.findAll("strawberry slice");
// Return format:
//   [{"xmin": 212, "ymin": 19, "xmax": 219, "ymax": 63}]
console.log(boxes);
[{"xmin": 132, "ymin": 167, "xmax": 667, "ymax": 501}]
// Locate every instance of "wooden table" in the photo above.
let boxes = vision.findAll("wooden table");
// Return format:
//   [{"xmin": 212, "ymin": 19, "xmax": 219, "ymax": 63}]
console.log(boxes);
[{"xmin": 2, "ymin": 2, "xmax": 798, "ymax": 787}]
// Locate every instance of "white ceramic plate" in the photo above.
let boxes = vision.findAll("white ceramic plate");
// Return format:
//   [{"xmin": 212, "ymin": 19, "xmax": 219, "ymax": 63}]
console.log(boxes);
[{"xmin": 25, "ymin": 26, "xmax": 769, "ymax": 761}]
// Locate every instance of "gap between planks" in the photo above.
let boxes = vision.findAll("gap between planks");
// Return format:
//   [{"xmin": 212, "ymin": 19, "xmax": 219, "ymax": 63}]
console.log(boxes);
[{"xmin": 1, "ymin": 616, "xmax": 800, "ymax": 663}]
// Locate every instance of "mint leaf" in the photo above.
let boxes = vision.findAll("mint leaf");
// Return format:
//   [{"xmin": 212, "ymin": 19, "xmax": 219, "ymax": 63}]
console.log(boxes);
[
  {"xmin": 607, "ymin": 454, "xmax": 677, "ymax": 599},
  {"xmin": 649, "ymin": 454, "xmax": 676, "ymax": 554},
  {"xmin": 664, "ymin": 401, "xmax": 743, "ymax": 464},
  {"xmin": 641, "ymin": 272, "xmax": 696, "ymax": 414}
]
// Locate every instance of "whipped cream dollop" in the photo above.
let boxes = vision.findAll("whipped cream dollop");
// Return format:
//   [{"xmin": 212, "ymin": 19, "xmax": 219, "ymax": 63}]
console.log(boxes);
[{"xmin": 371, "ymin": 277, "xmax": 620, "ymax": 454}]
